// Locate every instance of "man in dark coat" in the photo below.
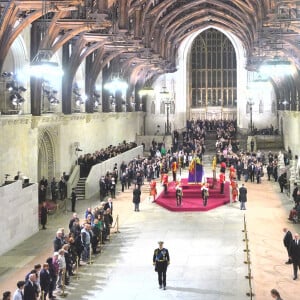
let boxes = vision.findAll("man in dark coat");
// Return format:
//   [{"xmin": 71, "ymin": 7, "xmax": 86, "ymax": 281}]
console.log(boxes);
[
  {"xmin": 289, "ymin": 232, "xmax": 300, "ymax": 280},
  {"xmin": 132, "ymin": 184, "xmax": 141, "ymax": 212},
  {"xmin": 24, "ymin": 273, "xmax": 37, "ymax": 300},
  {"xmin": 103, "ymin": 208, "xmax": 113, "ymax": 239},
  {"xmin": 283, "ymin": 227, "xmax": 293, "ymax": 264},
  {"xmin": 40, "ymin": 202, "xmax": 48, "ymax": 230},
  {"xmin": 239, "ymin": 183, "xmax": 247, "ymax": 210},
  {"xmin": 104, "ymin": 198, "xmax": 113, "ymax": 215},
  {"xmin": 39, "ymin": 263, "xmax": 51, "ymax": 300},
  {"xmin": 71, "ymin": 188, "xmax": 77, "ymax": 212}
]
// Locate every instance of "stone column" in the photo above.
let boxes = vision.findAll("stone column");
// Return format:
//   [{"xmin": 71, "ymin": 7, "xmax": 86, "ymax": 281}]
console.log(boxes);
[
  {"xmin": 134, "ymin": 8, "xmax": 142, "ymax": 39},
  {"xmin": 96, "ymin": 0, "xmax": 108, "ymax": 10},
  {"xmin": 119, "ymin": 0, "xmax": 128, "ymax": 30},
  {"xmin": 62, "ymin": 43, "xmax": 72, "ymax": 114},
  {"xmin": 144, "ymin": 18, "xmax": 151, "ymax": 48}
]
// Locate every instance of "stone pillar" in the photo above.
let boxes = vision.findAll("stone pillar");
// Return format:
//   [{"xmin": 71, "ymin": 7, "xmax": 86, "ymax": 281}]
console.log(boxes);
[
  {"xmin": 144, "ymin": 18, "xmax": 151, "ymax": 48},
  {"xmin": 153, "ymin": 27, "xmax": 161, "ymax": 53},
  {"xmin": 102, "ymin": 65, "xmax": 110, "ymax": 112},
  {"xmin": 30, "ymin": 22, "xmax": 42, "ymax": 116},
  {"xmin": 119, "ymin": 0, "xmax": 128, "ymax": 30},
  {"xmin": 97, "ymin": 0, "xmax": 108, "ymax": 10},
  {"xmin": 85, "ymin": 54, "xmax": 94, "ymax": 113},
  {"xmin": 62, "ymin": 43, "xmax": 72, "ymax": 114},
  {"xmin": 134, "ymin": 8, "xmax": 142, "ymax": 39}
]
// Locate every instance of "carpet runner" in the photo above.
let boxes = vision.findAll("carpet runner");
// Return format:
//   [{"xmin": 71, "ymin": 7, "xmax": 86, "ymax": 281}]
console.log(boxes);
[{"xmin": 155, "ymin": 178, "xmax": 230, "ymax": 212}]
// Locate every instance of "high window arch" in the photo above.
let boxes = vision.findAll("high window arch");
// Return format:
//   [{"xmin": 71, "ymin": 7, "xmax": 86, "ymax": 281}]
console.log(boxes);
[{"xmin": 190, "ymin": 28, "xmax": 237, "ymax": 108}]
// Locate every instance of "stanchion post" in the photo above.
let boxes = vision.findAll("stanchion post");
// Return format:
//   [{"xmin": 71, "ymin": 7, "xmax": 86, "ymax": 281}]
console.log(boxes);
[
  {"xmin": 60, "ymin": 269, "xmax": 68, "ymax": 297},
  {"xmin": 99, "ymin": 231, "xmax": 103, "ymax": 253},
  {"xmin": 76, "ymin": 257, "xmax": 80, "ymax": 280},
  {"xmin": 116, "ymin": 215, "xmax": 120, "ymax": 233},
  {"xmin": 88, "ymin": 246, "xmax": 94, "ymax": 264},
  {"xmin": 113, "ymin": 214, "xmax": 120, "ymax": 233},
  {"xmin": 243, "ymin": 214, "xmax": 255, "ymax": 299}
]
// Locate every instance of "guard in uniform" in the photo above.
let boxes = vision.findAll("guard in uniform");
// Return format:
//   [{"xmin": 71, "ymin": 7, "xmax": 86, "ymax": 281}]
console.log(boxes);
[
  {"xmin": 162, "ymin": 172, "xmax": 169, "ymax": 195},
  {"xmin": 153, "ymin": 241, "xmax": 170, "ymax": 290},
  {"xmin": 175, "ymin": 182, "xmax": 183, "ymax": 206}
]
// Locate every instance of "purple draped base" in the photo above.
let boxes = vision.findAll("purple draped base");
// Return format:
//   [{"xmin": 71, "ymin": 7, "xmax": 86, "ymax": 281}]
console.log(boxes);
[{"xmin": 188, "ymin": 164, "xmax": 204, "ymax": 183}]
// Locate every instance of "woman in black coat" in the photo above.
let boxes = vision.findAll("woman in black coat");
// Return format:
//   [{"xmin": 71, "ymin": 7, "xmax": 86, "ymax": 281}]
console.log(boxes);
[
  {"xmin": 40, "ymin": 202, "xmax": 48, "ymax": 230},
  {"xmin": 132, "ymin": 184, "xmax": 141, "ymax": 212}
]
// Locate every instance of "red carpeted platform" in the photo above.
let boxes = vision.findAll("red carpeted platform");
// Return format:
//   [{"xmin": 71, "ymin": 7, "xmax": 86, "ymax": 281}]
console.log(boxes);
[{"xmin": 155, "ymin": 178, "xmax": 230, "ymax": 212}]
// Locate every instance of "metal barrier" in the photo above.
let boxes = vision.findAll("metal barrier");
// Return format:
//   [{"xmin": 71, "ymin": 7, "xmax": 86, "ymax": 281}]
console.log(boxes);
[{"xmin": 242, "ymin": 214, "xmax": 254, "ymax": 298}]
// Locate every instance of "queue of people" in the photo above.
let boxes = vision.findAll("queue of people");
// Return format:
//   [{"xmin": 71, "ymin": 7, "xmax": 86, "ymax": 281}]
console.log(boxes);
[
  {"xmin": 2, "ymin": 199, "xmax": 115, "ymax": 300},
  {"xmin": 77, "ymin": 141, "xmax": 137, "ymax": 177}
]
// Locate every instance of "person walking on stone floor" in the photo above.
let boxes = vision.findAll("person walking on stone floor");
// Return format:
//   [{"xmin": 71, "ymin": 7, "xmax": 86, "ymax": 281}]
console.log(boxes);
[
  {"xmin": 289, "ymin": 232, "xmax": 300, "ymax": 280},
  {"xmin": 283, "ymin": 227, "xmax": 293, "ymax": 264},
  {"xmin": 71, "ymin": 188, "xmax": 77, "ymax": 212},
  {"xmin": 153, "ymin": 241, "xmax": 170, "ymax": 290},
  {"xmin": 132, "ymin": 184, "xmax": 141, "ymax": 211},
  {"xmin": 238, "ymin": 183, "xmax": 247, "ymax": 210}
]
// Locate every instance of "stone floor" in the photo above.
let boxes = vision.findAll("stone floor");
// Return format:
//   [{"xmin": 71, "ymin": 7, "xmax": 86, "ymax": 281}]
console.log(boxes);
[{"xmin": 0, "ymin": 157, "xmax": 299, "ymax": 300}]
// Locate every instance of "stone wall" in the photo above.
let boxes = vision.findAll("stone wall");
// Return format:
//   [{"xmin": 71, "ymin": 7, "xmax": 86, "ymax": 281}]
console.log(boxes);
[
  {"xmin": 279, "ymin": 111, "xmax": 300, "ymax": 158},
  {"xmin": 0, "ymin": 112, "xmax": 144, "ymax": 184},
  {"xmin": 0, "ymin": 181, "xmax": 38, "ymax": 255}
]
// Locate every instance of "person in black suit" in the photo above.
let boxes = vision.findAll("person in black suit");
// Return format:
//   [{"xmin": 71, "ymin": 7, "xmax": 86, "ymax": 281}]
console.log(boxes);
[
  {"xmin": 24, "ymin": 273, "xmax": 37, "ymax": 300},
  {"xmin": 39, "ymin": 263, "xmax": 51, "ymax": 300},
  {"xmin": 239, "ymin": 183, "xmax": 247, "ymax": 210},
  {"xmin": 40, "ymin": 202, "xmax": 48, "ymax": 230},
  {"xmin": 71, "ymin": 188, "xmax": 77, "ymax": 212},
  {"xmin": 104, "ymin": 197, "xmax": 113, "ymax": 214},
  {"xmin": 248, "ymin": 163, "xmax": 255, "ymax": 183},
  {"xmin": 283, "ymin": 227, "xmax": 293, "ymax": 264},
  {"xmin": 289, "ymin": 232, "xmax": 300, "ymax": 280}
]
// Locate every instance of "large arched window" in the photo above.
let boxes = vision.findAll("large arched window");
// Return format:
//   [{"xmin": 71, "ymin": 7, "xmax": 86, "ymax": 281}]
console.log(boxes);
[{"xmin": 191, "ymin": 29, "xmax": 237, "ymax": 108}]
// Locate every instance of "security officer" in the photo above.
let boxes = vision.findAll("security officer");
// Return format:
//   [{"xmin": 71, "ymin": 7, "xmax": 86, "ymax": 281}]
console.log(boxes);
[{"xmin": 153, "ymin": 241, "xmax": 170, "ymax": 290}]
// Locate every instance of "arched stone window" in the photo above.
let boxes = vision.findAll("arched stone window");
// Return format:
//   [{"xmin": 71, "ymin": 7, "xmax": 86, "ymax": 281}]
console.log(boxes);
[{"xmin": 191, "ymin": 29, "xmax": 237, "ymax": 108}]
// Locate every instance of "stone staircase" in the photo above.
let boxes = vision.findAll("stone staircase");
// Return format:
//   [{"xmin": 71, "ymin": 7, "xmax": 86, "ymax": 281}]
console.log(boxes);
[
  {"xmin": 75, "ymin": 177, "xmax": 86, "ymax": 200},
  {"xmin": 204, "ymin": 131, "xmax": 217, "ymax": 152}
]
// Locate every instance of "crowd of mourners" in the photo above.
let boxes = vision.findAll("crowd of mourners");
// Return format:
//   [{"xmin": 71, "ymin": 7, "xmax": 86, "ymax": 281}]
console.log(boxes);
[
  {"xmin": 3, "ymin": 200, "xmax": 114, "ymax": 300},
  {"xmin": 77, "ymin": 140, "xmax": 137, "ymax": 177}
]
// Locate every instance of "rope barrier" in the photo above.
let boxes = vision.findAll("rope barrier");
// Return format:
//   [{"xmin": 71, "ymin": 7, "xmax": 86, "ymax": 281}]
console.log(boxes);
[{"xmin": 242, "ymin": 214, "xmax": 254, "ymax": 299}]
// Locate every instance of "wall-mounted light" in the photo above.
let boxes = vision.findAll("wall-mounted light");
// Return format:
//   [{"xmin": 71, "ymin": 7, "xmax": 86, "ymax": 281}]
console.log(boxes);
[
  {"xmin": 42, "ymin": 80, "xmax": 60, "ymax": 106},
  {"xmin": 104, "ymin": 77, "xmax": 128, "ymax": 98},
  {"xmin": 139, "ymin": 87, "xmax": 155, "ymax": 97},
  {"xmin": 2, "ymin": 72, "xmax": 27, "ymax": 107}
]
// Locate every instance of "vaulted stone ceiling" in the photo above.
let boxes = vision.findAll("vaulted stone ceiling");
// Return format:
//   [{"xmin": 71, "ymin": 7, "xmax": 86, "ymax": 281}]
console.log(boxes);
[{"xmin": 0, "ymin": 0, "xmax": 299, "ymax": 112}]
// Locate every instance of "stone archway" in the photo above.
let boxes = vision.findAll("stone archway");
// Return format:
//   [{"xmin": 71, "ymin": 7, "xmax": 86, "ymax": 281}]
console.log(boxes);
[{"xmin": 38, "ymin": 129, "xmax": 56, "ymax": 185}]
